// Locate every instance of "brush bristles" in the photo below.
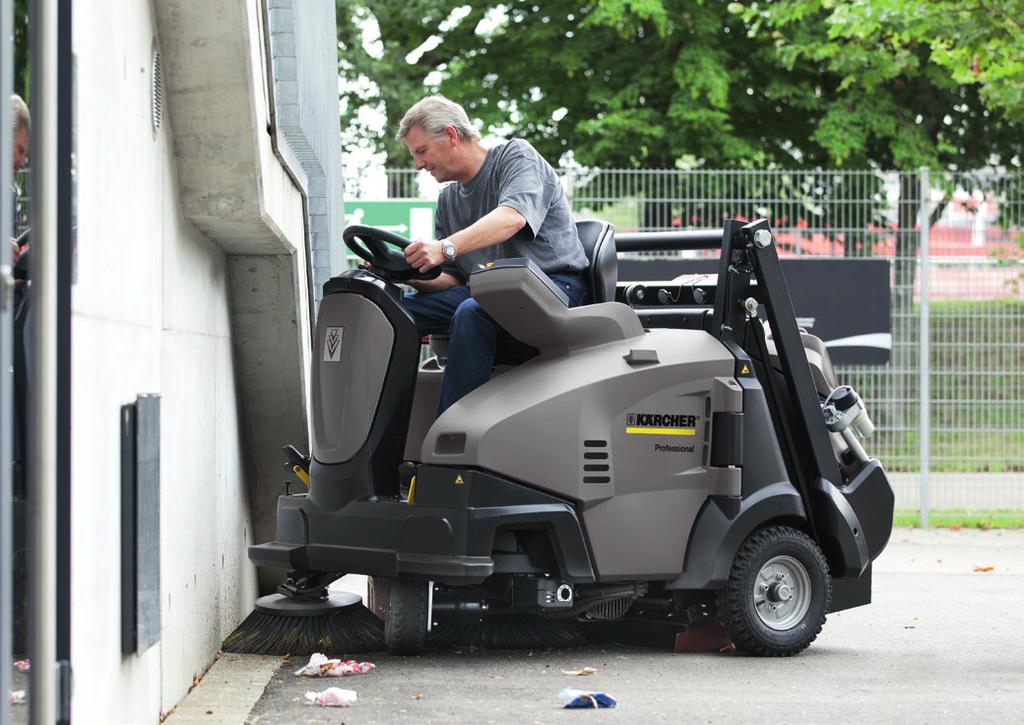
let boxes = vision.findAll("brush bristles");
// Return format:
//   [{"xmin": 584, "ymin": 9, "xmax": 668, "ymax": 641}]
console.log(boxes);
[
  {"xmin": 224, "ymin": 606, "xmax": 586, "ymax": 655},
  {"xmin": 222, "ymin": 604, "xmax": 385, "ymax": 656}
]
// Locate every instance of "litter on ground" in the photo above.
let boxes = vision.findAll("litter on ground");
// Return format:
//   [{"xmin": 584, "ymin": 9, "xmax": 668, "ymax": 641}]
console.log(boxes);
[
  {"xmin": 294, "ymin": 652, "xmax": 375, "ymax": 677},
  {"xmin": 561, "ymin": 667, "xmax": 597, "ymax": 676},
  {"xmin": 559, "ymin": 688, "xmax": 618, "ymax": 709},
  {"xmin": 305, "ymin": 687, "xmax": 357, "ymax": 707}
]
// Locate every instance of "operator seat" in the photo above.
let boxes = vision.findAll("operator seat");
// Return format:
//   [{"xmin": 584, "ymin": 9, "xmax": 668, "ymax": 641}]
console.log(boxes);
[
  {"xmin": 428, "ymin": 219, "xmax": 617, "ymax": 362},
  {"xmin": 574, "ymin": 218, "xmax": 617, "ymax": 304}
]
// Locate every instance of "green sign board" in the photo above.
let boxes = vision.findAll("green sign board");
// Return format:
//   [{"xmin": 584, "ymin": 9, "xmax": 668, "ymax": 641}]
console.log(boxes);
[{"xmin": 343, "ymin": 199, "xmax": 438, "ymax": 241}]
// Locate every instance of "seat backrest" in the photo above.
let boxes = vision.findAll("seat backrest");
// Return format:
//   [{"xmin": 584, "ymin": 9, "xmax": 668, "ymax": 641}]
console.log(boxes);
[{"xmin": 575, "ymin": 219, "xmax": 617, "ymax": 303}]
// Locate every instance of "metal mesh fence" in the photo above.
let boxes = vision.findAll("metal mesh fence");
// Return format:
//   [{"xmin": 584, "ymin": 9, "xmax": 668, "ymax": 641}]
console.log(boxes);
[{"xmin": 381, "ymin": 167, "xmax": 1024, "ymax": 514}]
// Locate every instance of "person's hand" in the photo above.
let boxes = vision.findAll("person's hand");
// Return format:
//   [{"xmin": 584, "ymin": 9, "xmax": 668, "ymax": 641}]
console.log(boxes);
[
  {"xmin": 404, "ymin": 238, "xmax": 445, "ymax": 273},
  {"xmin": 10, "ymin": 238, "xmax": 19, "ymax": 264}
]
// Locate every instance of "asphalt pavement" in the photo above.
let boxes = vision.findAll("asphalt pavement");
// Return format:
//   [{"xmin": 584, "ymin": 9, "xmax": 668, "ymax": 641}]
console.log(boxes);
[{"xmin": 165, "ymin": 527, "xmax": 1024, "ymax": 724}]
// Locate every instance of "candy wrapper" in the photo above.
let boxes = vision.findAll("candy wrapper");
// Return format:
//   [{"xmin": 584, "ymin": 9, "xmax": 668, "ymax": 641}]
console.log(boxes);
[
  {"xmin": 559, "ymin": 688, "xmax": 618, "ymax": 709},
  {"xmin": 13, "ymin": 659, "xmax": 30, "ymax": 673},
  {"xmin": 10, "ymin": 690, "xmax": 27, "ymax": 705},
  {"xmin": 294, "ymin": 652, "xmax": 375, "ymax": 677},
  {"xmin": 305, "ymin": 687, "xmax": 357, "ymax": 707}
]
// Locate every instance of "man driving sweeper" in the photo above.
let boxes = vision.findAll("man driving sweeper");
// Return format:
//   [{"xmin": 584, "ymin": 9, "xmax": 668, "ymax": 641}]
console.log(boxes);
[
  {"xmin": 395, "ymin": 94, "xmax": 593, "ymax": 415},
  {"xmin": 397, "ymin": 95, "xmax": 590, "ymax": 415}
]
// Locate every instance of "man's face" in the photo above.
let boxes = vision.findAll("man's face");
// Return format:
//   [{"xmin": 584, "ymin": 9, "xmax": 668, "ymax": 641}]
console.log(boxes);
[
  {"xmin": 403, "ymin": 125, "xmax": 455, "ymax": 182},
  {"xmin": 12, "ymin": 126, "xmax": 28, "ymax": 176}
]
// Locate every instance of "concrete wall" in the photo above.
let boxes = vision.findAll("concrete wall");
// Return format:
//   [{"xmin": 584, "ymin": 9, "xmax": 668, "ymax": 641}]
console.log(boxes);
[{"xmin": 71, "ymin": 0, "xmax": 314, "ymax": 721}]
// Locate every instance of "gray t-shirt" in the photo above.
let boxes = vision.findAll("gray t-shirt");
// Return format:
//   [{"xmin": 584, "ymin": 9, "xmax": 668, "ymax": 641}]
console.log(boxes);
[{"xmin": 435, "ymin": 139, "xmax": 587, "ymax": 281}]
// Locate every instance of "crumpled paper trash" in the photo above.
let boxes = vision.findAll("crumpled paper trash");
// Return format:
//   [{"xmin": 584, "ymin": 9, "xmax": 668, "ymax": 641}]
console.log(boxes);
[
  {"xmin": 559, "ymin": 688, "xmax": 618, "ymax": 709},
  {"xmin": 305, "ymin": 687, "xmax": 357, "ymax": 707},
  {"xmin": 561, "ymin": 666, "xmax": 596, "ymax": 676},
  {"xmin": 13, "ymin": 659, "xmax": 30, "ymax": 673},
  {"xmin": 9, "ymin": 690, "xmax": 27, "ymax": 705},
  {"xmin": 294, "ymin": 652, "xmax": 375, "ymax": 677}
]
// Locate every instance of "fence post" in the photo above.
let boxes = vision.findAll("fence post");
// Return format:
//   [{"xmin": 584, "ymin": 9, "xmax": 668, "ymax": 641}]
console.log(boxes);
[{"xmin": 918, "ymin": 168, "xmax": 931, "ymax": 528}]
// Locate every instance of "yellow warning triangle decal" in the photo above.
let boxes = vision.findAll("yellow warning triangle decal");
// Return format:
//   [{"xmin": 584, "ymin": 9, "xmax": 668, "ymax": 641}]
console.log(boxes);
[
  {"xmin": 454, "ymin": 474, "xmax": 464, "ymax": 485},
  {"xmin": 741, "ymin": 364, "xmax": 750, "ymax": 375}
]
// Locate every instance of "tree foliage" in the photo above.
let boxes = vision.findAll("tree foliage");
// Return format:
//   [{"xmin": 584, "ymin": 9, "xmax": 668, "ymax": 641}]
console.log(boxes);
[
  {"xmin": 736, "ymin": 0, "xmax": 1024, "ymax": 170},
  {"xmin": 336, "ymin": 0, "xmax": 487, "ymax": 168},
  {"xmin": 743, "ymin": 0, "xmax": 1024, "ymax": 123},
  {"xmin": 336, "ymin": 0, "xmax": 1023, "ymax": 173}
]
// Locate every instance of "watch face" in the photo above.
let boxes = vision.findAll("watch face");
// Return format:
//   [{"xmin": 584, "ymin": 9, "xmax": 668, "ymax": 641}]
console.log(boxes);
[{"xmin": 443, "ymin": 242, "xmax": 456, "ymax": 260}]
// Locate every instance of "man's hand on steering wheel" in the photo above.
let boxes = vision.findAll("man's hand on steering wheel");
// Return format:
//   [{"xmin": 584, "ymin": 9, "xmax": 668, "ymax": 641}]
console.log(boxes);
[
  {"xmin": 343, "ymin": 225, "xmax": 441, "ymax": 282},
  {"xmin": 404, "ymin": 238, "xmax": 447, "ymax": 273}
]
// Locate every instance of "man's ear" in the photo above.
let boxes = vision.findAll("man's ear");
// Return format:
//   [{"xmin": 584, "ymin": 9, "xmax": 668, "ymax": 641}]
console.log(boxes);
[{"xmin": 444, "ymin": 125, "xmax": 459, "ymax": 146}]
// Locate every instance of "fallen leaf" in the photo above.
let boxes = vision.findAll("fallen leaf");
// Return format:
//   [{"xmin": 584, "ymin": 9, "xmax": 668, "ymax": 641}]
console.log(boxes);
[
  {"xmin": 949, "ymin": 525, "xmax": 962, "ymax": 531},
  {"xmin": 411, "ymin": 693, "xmax": 423, "ymax": 700},
  {"xmin": 561, "ymin": 667, "xmax": 597, "ymax": 676},
  {"xmin": 719, "ymin": 643, "xmax": 737, "ymax": 653},
  {"xmin": 205, "ymin": 710, "xmax": 213, "ymax": 715},
  {"xmin": 974, "ymin": 565, "xmax": 994, "ymax": 572}
]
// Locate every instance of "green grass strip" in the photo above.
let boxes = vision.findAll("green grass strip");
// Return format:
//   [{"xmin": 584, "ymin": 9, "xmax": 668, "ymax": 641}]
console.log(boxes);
[{"xmin": 894, "ymin": 509, "xmax": 1024, "ymax": 528}]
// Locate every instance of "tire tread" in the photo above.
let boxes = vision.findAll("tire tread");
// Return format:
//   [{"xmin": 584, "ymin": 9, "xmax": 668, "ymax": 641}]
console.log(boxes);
[{"xmin": 717, "ymin": 526, "xmax": 830, "ymax": 657}]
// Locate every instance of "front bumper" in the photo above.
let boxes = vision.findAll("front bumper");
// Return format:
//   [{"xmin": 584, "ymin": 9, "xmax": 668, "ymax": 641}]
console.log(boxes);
[{"xmin": 248, "ymin": 466, "xmax": 596, "ymax": 585}]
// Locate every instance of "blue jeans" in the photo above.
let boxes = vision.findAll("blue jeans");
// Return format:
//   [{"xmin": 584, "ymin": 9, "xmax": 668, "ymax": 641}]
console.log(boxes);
[{"xmin": 403, "ymin": 273, "xmax": 589, "ymax": 416}]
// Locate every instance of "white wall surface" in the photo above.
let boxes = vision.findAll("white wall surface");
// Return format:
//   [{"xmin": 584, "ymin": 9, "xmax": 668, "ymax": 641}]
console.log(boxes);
[{"xmin": 71, "ymin": 2, "xmax": 257, "ymax": 722}]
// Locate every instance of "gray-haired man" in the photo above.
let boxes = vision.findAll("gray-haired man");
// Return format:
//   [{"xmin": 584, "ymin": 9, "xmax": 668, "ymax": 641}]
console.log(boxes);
[
  {"xmin": 396, "ymin": 95, "xmax": 589, "ymax": 415},
  {"xmin": 10, "ymin": 94, "xmax": 29, "ymax": 305}
]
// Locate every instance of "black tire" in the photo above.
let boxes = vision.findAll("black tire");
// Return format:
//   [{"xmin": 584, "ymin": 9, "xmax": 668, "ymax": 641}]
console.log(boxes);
[
  {"xmin": 384, "ymin": 578, "xmax": 428, "ymax": 655},
  {"xmin": 717, "ymin": 526, "xmax": 830, "ymax": 656}
]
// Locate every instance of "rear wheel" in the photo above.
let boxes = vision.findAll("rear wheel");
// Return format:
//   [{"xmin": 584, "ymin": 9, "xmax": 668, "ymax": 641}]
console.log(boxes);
[
  {"xmin": 717, "ymin": 526, "xmax": 830, "ymax": 656},
  {"xmin": 384, "ymin": 578, "xmax": 428, "ymax": 655}
]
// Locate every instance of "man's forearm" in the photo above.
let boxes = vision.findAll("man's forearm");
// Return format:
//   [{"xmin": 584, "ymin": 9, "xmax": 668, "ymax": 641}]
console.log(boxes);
[
  {"xmin": 404, "ymin": 206, "xmax": 527, "ymax": 273},
  {"xmin": 447, "ymin": 205, "xmax": 526, "ymax": 255},
  {"xmin": 406, "ymin": 272, "xmax": 462, "ymax": 293}
]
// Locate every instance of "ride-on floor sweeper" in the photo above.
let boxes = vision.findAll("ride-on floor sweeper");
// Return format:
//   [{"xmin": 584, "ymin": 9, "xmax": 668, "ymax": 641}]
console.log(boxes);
[{"xmin": 233, "ymin": 217, "xmax": 894, "ymax": 657}]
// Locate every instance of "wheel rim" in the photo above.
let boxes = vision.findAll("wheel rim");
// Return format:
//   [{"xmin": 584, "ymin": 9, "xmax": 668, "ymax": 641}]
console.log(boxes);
[{"xmin": 752, "ymin": 554, "xmax": 812, "ymax": 631}]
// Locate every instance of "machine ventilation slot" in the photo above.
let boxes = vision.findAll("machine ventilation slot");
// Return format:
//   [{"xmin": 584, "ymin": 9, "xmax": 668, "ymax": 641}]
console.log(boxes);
[
  {"xmin": 584, "ymin": 596, "xmax": 634, "ymax": 621},
  {"xmin": 582, "ymin": 440, "xmax": 610, "ymax": 484}
]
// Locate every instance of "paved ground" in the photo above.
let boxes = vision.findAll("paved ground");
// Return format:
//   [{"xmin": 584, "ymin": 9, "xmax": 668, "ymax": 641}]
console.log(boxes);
[{"xmin": 168, "ymin": 528, "xmax": 1023, "ymax": 723}]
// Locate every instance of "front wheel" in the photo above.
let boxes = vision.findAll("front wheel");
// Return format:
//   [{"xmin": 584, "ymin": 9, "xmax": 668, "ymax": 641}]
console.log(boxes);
[
  {"xmin": 384, "ymin": 578, "xmax": 429, "ymax": 655},
  {"xmin": 717, "ymin": 526, "xmax": 830, "ymax": 656}
]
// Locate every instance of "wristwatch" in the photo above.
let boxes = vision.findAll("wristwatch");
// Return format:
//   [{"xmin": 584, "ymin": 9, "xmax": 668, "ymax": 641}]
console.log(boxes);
[{"xmin": 441, "ymin": 239, "xmax": 457, "ymax": 262}]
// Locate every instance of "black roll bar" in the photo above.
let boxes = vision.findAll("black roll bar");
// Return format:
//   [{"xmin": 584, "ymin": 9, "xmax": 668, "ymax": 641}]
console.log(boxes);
[{"xmin": 613, "ymin": 229, "xmax": 723, "ymax": 252}]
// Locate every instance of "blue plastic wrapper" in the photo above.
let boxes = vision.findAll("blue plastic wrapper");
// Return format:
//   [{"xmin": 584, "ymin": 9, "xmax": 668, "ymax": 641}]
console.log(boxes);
[{"xmin": 559, "ymin": 688, "xmax": 619, "ymax": 709}]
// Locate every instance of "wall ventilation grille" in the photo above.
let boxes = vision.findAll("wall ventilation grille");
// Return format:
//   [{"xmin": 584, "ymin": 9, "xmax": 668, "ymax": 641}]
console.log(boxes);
[{"xmin": 151, "ymin": 46, "xmax": 163, "ymax": 134}]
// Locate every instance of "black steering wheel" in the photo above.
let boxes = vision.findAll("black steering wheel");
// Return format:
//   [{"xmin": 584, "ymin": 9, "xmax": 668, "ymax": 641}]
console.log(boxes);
[{"xmin": 343, "ymin": 225, "xmax": 442, "ymax": 282}]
